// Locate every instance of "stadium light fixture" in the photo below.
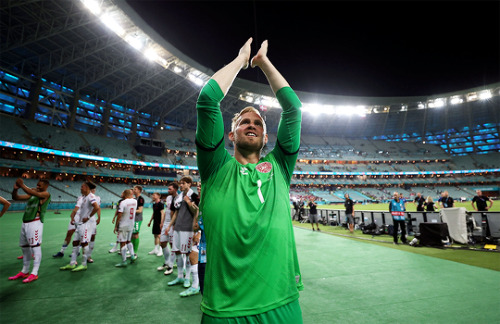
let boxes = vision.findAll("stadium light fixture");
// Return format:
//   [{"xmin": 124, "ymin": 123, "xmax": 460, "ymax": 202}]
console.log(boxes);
[
  {"xmin": 143, "ymin": 48, "xmax": 159, "ymax": 61},
  {"xmin": 450, "ymin": 96, "xmax": 463, "ymax": 105},
  {"xmin": 125, "ymin": 34, "xmax": 144, "ymax": 50},
  {"xmin": 187, "ymin": 72, "xmax": 204, "ymax": 86},
  {"xmin": 467, "ymin": 92, "xmax": 478, "ymax": 102},
  {"xmin": 82, "ymin": 0, "xmax": 101, "ymax": 15},
  {"xmin": 100, "ymin": 13, "xmax": 125, "ymax": 36},
  {"xmin": 478, "ymin": 90, "xmax": 492, "ymax": 100},
  {"xmin": 173, "ymin": 66, "xmax": 183, "ymax": 74}
]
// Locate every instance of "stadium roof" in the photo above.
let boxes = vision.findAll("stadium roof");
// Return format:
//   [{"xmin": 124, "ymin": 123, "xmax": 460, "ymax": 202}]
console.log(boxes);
[{"xmin": 1, "ymin": 0, "xmax": 499, "ymax": 135}]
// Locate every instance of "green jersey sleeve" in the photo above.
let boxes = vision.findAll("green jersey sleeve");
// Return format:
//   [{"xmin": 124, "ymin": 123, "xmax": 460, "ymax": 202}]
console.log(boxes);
[
  {"xmin": 270, "ymin": 87, "xmax": 302, "ymax": 185},
  {"xmin": 196, "ymin": 79, "xmax": 232, "ymax": 182}
]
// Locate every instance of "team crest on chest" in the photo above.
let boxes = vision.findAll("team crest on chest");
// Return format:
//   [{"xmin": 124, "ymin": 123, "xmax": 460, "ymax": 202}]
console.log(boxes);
[{"xmin": 256, "ymin": 162, "xmax": 272, "ymax": 173}]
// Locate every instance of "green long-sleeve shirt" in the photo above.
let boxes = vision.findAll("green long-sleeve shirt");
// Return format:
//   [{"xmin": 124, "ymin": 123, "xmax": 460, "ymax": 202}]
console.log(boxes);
[{"xmin": 196, "ymin": 79, "xmax": 303, "ymax": 318}]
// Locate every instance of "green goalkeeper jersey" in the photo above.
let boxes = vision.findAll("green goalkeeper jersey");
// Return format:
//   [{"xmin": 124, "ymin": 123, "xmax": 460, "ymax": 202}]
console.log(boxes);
[{"xmin": 196, "ymin": 79, "xmax": 303, "ymax": 318}]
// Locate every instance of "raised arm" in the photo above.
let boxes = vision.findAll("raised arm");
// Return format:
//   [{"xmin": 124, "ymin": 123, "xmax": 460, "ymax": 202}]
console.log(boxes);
[
  {"xmin": 211, "ymin": 37, "xmax": 252, "ymax": 95},
  {"xmin": 251, "ymin": 40, "xmax": 289, "ymax": 94},
  {"xmin": 0, "ymin": 196, "xmax": 11, "ymax": 217}
]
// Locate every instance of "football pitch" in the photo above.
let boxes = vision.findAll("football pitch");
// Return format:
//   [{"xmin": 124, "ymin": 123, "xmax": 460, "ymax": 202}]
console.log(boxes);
[{"xmin": 1, "ymin": 208, "xmax": 499, "ymax": 323}]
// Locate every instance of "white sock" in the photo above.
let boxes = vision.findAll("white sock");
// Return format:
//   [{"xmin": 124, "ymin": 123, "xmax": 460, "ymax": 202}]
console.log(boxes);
[
  {"xmin": 127, "ymin": 242, "xmax": 135, "ymax": 257},
  {"xmin": 60, "ymin": 242, "xmax": 69, "ymax": 253},
  {"xmin": 89, "ymin": 241, "xmax": 95, "ymax": 257},
  {"xmin": 191, "ymin": 263, "xmax": 199, "ymax": 289},
  {"xmin": 155, "ymin": 244, "xmax": 160, "ymax": 253},
  {"xmin": 163, "ymin": 245, "xmax": 171, "ymax": 265},
  {"xmin": 182, "ymin": 254, "xmax": 186, "ymax": 272},
  {"xmin": 170, "ymin": 250, "xmax": 176, "ymax": 266},
  {"xmin": 71, "ymin": 246, "xmax": 79, "ymax": 265},
  {"xmin": 82, "ymin": 245, "xmax": 89, "ymax": 266},
  {"xmin": 185, "ymin": 256, "xmax": 192, "ymax": 280},
  {"xmin": 21, "ymin": 247, "xmax": 32, "ymax": 273},
  {"xmin": 121, "ymin": 246, "xmax": 127, "ymax": 262},
  {"xmin": 176, "ymin": 254, "xmax": 184, "ymax": 279},
  {"xmin": 31, "ymin": 246, "xmax": 42, "ymax": 276}
]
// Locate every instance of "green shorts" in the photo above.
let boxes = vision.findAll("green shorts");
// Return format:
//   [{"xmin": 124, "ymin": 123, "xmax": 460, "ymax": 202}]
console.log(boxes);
[
  {"xmin": 132, "ymin": 221, "xmax": 142, "ymax": 234},
  {"xmin": 201, "ymin": 299, "xmax": 302, "ymax": 324}
]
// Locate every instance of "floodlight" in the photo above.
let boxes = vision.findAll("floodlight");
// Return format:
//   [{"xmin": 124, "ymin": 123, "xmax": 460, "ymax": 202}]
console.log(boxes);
[
  {"xmin": 187, "ymin": 73, "xmax": 204, "ymax": 86},
  {"xmin": 125, "ymin": 34, "xmax": 144, "ymax": 50},
  {"xmin": 144, "ymin": 48, "xmax": 159, "ymax": 61},
  {"xmin": 81, "ymin": 0, "xmax": 101, "ymax": 15},
  {"xmin": 100, "ymin": 13, "xmax": 125, "ymax": 36},
  {"xmin": 450, "ymin": 97, "xmax": 463, "ymax": 105},
  {"xmin": 467, "ymin": 92, "xmax": 478, "ymax": 101},
  {"xmin": 173, "ymin": 66, "xmax": 183, "ymax": 74},
  {"xmin": 478, "ymin": 90, "xmax": 492, "ymax": 100}
]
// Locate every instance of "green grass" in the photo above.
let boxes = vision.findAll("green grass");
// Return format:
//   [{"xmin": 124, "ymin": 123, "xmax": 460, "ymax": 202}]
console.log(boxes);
[{"xmin": 293, "ymin": 221, "xmax": 500, "ymax": 271}]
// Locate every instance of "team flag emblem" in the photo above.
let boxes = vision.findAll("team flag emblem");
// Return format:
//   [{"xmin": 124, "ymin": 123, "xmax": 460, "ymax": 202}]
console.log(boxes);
[{"xmin": 256, "ymin": 162, "xmax": 272, "ymax": 173}]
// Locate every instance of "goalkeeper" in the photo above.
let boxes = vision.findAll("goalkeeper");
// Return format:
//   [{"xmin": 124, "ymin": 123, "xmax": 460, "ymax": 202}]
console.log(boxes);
[{"xmin": 196, "ymin": 38, "xmax": 303, "ymax": 323}]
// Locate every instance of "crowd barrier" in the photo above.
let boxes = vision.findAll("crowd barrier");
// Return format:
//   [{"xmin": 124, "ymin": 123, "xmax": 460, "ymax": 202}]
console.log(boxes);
[{"xmin": 293, "ymin": 208, "xmax": 500, "ymax": 239}]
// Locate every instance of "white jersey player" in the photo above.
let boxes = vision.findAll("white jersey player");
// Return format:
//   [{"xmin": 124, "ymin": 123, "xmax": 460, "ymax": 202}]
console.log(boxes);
[
  {"xmin": 60, "ymin": 182, "xmax": 99, "ymax": 272},
  {"xmin": 114, "ymin": 189, "xmax": 138, "ymax": 267}
]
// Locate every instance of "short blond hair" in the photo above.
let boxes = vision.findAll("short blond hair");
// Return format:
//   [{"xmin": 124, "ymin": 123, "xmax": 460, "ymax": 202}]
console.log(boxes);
[{"xmin": 231, "ymin": 107, "xmax": 266, "ymax": 133}]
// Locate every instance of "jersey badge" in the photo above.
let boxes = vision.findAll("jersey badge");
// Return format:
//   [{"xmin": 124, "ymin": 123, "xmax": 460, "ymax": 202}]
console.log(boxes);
[{"xmin": 256, "ymin": 162, "xmax": 272, "ymax": 173}]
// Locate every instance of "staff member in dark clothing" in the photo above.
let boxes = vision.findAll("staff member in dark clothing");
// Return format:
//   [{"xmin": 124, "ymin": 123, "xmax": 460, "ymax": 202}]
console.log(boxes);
[
  {"xmin": 413, "ymin": 193, "xmax": 425, "ymax": 212},
  {"xmin": 147, "ymin": 192, "xmax": 164, "ymax": 256},
  {"xmin": 308, "ymin": 200, "xmax": 320, "ymax": 231},
  {"xmin": 471, "ymin": 190, "xmax": 493, "ymax": 211},
  {"xmin": 438, "ymin": 191, "xmax": 454, "ymax": 209},
  {"xmin": 344, "ymin": 193, "xmax": 355, "ymax": 233}
]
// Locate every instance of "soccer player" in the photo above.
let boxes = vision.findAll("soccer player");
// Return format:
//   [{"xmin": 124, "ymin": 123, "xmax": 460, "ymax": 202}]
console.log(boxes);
[
  {"xmin": 9, "ymin": 178, "xmax": 51, "ymax": 283},
  {"xmin": 157, "ymin": 182, "xmax": 178, "ymax": 275},
  {"xmin": 196, "ymin": 38, "xmax": 303, "ymax": 322},
  {"xmin": 114, "ymin": 189, "xmax": 137, "ymax": 267},
  {"xmin": 60, "ymin": 182, "xmax": 99, "ymax": 272},
  {"xmin": 147, "ymin": 192, "xmax": 164, "ymax": 256},
  {"xmin": 389, "ymin": 191, "xmax": 407, "ymax": 244},
  {"xmin": 131, "ymin": 185, "xmax": 145, "ymax": 257},
  {"xmin": 0, "ymin": 195, "xmax": 11, "ymax": 218},
  {"xmin": 87, "ymin": 187, "xmax": 101, "ymax": 263},
  {"xmin": 109, "ymin": 190, "xmax": 126, "ymax": 253},
  {"xmin": 166, "ymin": 176, "xmax": 197, "ymax": 288},
  {"xmin": 471, "ymin": 190, "xmax": 493, "ymax": 211},
  {"xmin": 53, "ymin": 195, "xmax": 83, "ymax": 258}
]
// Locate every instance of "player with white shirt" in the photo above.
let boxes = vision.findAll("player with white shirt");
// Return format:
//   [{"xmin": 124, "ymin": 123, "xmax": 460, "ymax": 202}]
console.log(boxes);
[
  {"xmin": 60, "ymin": 182, "xmax": 100, "ymax": 272},
  {"xmin": 114, "ymin": 189, "xmax": 138, "ymax": 267},
  {"xmin": 157, "ymin": 182, "xmax": 178, "ymax": 275},
  {"xmin": 53, "ymin": 195, "xmax": 83, "ymax": 258},
  {"xmin": 166, "ymin": 176, "xmax": 197, "ymax": 288},
  {"xmin": 87, "ymin": 187, "xmax": 101, "ymax": 263}
]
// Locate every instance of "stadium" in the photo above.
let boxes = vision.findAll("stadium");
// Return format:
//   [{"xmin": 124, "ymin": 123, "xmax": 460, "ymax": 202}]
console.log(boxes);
[{"xmin": 1, "ymin": 1, "xmax": 499, "ymax": 323}]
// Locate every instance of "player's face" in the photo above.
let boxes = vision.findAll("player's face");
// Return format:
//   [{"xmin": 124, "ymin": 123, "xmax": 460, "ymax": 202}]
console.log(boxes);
[
  {"xmin": 167, "ymin": 186, "xmax": 176, "ymax": 196},
  {"xmin": 36, "ymin": 181, "xmax": 47, "ymax": 192},
  {"xmin": 133, "ymin": 187, "xmax": 140, "ymax": 196},
  {"xmin": 230, "ymin": 112, "xmax": 268, "ymax": 152},
  {"xmin": 81, "ymin": 183, "xmax": 90, "ymax": 195}
]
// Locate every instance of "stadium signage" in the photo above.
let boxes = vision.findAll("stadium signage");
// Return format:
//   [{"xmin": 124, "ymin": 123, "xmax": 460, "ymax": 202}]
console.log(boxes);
[{"xmin": 2, "ymin": 140, "xmax": 499, "ymax": 175}]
